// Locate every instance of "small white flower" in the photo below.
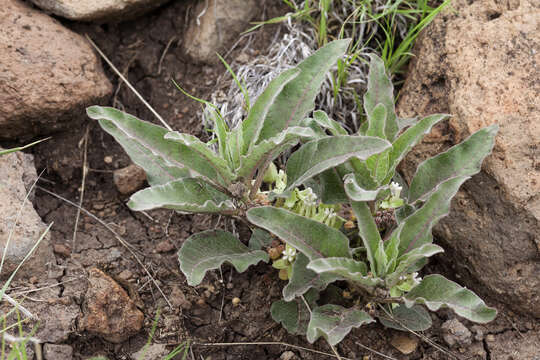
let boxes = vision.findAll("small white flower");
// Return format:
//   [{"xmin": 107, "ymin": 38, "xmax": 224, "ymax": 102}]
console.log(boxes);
[
  {"xmin": 324, "ymin": 208, "xmax": 336, "ymax": 219},
  {"xmin": 303, "ymin": 188, "xmax": 318, "ymax": 207},
  {"xmin": 282, "ymin": 247, "xmax": 297, "ymax": 262},
  {"xmin": 390, "ymin": 182, "xmax": 403, "ymax": 198},
  {"xmin": 412, "ymin": 272, "xmax": 422, "ymax": 285}
]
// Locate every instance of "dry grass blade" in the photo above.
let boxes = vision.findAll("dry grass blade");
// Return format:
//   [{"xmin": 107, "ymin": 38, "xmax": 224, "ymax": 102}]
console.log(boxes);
[
  {"xmin": 36, "ymin": 185, "xmax": 173, "ymax": 309},
  {"xmin": 194, "ymin": 341, "xmax": 354, "ymax": 359},
  {"xmin": 85, "ymin": 34, "xmax": 173, "ymax": 131},
  {"xmin": 72, "ymin": 125, "xmax": 89, "ymax": 249}
]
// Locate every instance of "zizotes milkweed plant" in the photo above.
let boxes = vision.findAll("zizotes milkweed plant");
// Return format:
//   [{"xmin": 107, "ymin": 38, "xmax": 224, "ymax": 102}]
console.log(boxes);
[{"xmin": 87, "ymin": 39, "xmax": 497, "ymax": 347}]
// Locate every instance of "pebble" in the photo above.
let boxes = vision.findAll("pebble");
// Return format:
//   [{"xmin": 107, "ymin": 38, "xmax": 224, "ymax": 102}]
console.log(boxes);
[
  {"xmin": 442, "ymin": 319, "xmax": 472, "ymax": 347},
  {"xmin": 486, "ymin": 334, "xmax": 495, "ymax": 342},
  {"xmin": 391, "ymin": 333, "xmax": 418, "ymax": 354},
  {"xmin": 117, "ymin": 269, "xmax": 133, "ymax": 281},
  {"xmin": 113, "ymin": 164, "xmax": 147, "ymax": 194},
  {"xmin": 232, "ymin": 297, "xmax": 241, "ymax": 306},
  {"xmin": 155, "ymin": 240, "xmax": 175, "ymax": 253},
  {"xmin": 104, "ymin": 156, "xmax": 113, "ymax": 164},
  {"xmin": 53, "ymin": 243, "xmax": 72, "ymax": 257}
]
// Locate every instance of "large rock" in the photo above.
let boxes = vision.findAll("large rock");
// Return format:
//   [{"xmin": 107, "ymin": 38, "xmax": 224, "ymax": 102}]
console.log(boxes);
[
  {"xmin": 30, "ymin": 0, "xmax": 171, "ymax": 22},
  {"xmin": 0, "ymin": 0, "xmax": 112, "ymax": 140},
  {"xmin": 82, "ymin": 268, "xmax": 144, "ymax": 343},
  {"xmin": 396, "ymin": 0, "xmax": 539, "ymax": 317},
  {"xmin": 183, "ymin": 0, "xmax": 259, "ymax": 64},
  {"xmin": 0, "ymin": 149, "xmax": 53, "ymax": 279}
]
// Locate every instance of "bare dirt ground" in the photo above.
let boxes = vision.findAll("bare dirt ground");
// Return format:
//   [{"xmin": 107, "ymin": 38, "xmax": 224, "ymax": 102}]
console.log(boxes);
[{"xmin": 7, "ymin": 0, "xmax": 537, "ymax": 358}]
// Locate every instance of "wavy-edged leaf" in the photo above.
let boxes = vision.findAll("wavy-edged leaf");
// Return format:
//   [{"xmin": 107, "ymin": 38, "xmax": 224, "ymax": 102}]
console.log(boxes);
[
  {"xmin": 383, "ymin": 114, "xmax": 449, "ymax": 185},
  {"xmin": 351, "ymin": 201, "xmax": 383, "ymax": 275},
  {"xmin": 236, "ymin": 126, "xmax": 315, "ymax": 180},
  {"xmin": 283, "ymin": 253, "xmax": 340, "ymax": 301},
  {"xmin": 312, "ymin": 110, "xmax": 347, "ymax": 136},
  {"xmin": 271, "ymin": 289, "xmax": 319, "ymax": 335},
  {"xmin": 178, "ymin": 230, "xmax": 268, "ymax": 286},
  {"xmin": 307, "ymin": 257, "xmax": 383, "ymax": 288},
  {"xmin": 164, "ymin": 131, "xmax": 234, "ymax": 179},
  {"xmin": 363, "ymin": 54, "xmax": 398, "ymax": 141},
  {"xmin": 408, "ymin": 124, "xmax": 498, "ymax": 203},
  {"xmin": 248, "ymin": 228, "xmax": 273, "ymax": 251},
  {"xmin": 379, "ymin": 304, "xmax": 432, "ymax": 331},
  {"xmin": 257, "ymin": 39, "xmax": 351, "ymax": 143},
  {"xmin": 242, "ymin": 68, "xmax": 301, "ymax": 154},
  {"xmin": 386, "ymin": 244, "xmax": 444, "ymax": 287},
  {"xmin": 307, "ymin": 305, "xmax": 375, "ymax": 345},
  {"xmin": 285, "ymin": 135, "xmax": 391, "ymax": 191},
  {"xmin": 128, "ymin": 178, "xmax": 235, "ymax": 214},
  {"xmin": 90, "ymin": 108, "xmax": 189, "ymax": 186},
  {"xmin": 404, "ymin": 274, "xmax": 497, "ymax": 323},
  {"xmin": 343, "ymin": 174, "xmax": 390, "ymax": 201},
  {"xmin": 398, "ymin": 176, "xmax": 468, "ymax": 255},
  {"xmin": 246, "ymin": 207, "xmax": 351, "ymax": 260},
  {"xmin": 88, "ymin": 106, "xmax": 231, "ymax": 187}
]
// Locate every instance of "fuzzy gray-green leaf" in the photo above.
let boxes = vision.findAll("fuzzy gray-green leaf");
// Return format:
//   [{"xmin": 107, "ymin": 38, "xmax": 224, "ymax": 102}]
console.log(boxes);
[
  {"xmin": 128, "ymin": 178, "xmax": 235, "ymax": 213},
  {"xmin": 88, "ymin": 106, "xmax": 231, "ymax": 187},
  {"xmin": 397, "ymin": 176, "xmax": 468, "ymax": 255},
  {"xmin": 379, "ymin": 304, "xmax": 432, "ymax": 331},
  {"xmin": 285, "ymin": 135, "xmax": 391, "ymax": 191},
  {"xmin": 283, "ymin": 253, "xmax": 340, "ymax": 301},
  {"xmin": 164, "ymin": 131, "xmax": 234, "ymax": 179},
  {"xmin": 408, "ymin": 124, "xmax": 498, "ymax": 203},
  {"xmin": 256, "ymin": 39, "xmax": 351, "ymax": 143},
  {"xmin": 386, "ymin": 244, "xmax": 444, "ymax": 287},
  {"xmin": 351, "ymin": 201, "xmax": 383, "ymax": 275},
  {"xmin": 307, "ymin": 305, "xmax": 375, "ymax": 345},
  {"xmin": 242, "ymin": 68, "xmax": 301, "ymax": 154},
  {"xmin": 343, "ymin": 174, "xmax": 390, "ymax": 201},
  {"xmin": 383, "ymin": 114, "xmax": 449, "ymax": 185},
  {"xmin": 89, "ymin": 107, "xmax": 189, "ymax": 186},
  {"xmin": 246, "ymin": 207, "xmax": 351, "ymax": 260},
  {"xmin": 178, "ymin": 230, "xmax": 268, "ymax": 286},
  {"xmin": 312, "ymin": 110, "xmax": 348, "ymax": 136},
  {"xmin": 404, "ymin": 274, "xmax": 497, "ymax": 323},
  {"xmin": 363, "ymin": 54, "xmax": 398, "ymax": 141},
  {"xmin": 236, "ymin": 126, "xmax": 315, "ymax": 180},
  {"xmin": 271, "ymin": 289, "xmax": 319, "ymax": 335},
  {"xmin": 307, "ymin": 257, "xmax": 383, "ymax": 288}
]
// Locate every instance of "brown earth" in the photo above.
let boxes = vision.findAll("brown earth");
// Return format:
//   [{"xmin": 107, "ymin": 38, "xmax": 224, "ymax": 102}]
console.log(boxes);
[{"xmin": 2, "ymin": 0, "xmax": 539, "ymax": 359}]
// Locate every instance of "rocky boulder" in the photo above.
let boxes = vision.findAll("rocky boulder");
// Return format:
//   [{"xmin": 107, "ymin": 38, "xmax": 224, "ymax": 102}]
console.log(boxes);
[
  {"xmin": 0, "ymin": 0, "xmax": 112, "ymax": 140},
  {"xmin": 30, "ymin": 0, "xmax": 171, "ymax": 22},
  {"xmin": 396, "ymin": 0, "xmax": 539, "ymax": 317},
  {"xmin": 0, "ymin": 149, "xmax": 53, "ymax": 279},
  {"xmin": 183, "ymin": 0, "xmax": 259, "ymax": 64}
]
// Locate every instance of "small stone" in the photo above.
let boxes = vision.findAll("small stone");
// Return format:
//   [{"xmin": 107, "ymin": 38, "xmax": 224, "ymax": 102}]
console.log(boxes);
[
  {"xmin": 113, "ymin": 164, "xmax": 147, "ymax": 195},
  {"xmin": 280, "ymin": 351, "xmax": 299, "ymax": 360},
  {"xmin": 43, "ymin": 343, "xmax": 73, "ymax": 360},
  {"xmin": 132, "ymin": 344, "xmax": 168, "ymax": 359},
  {"xmin": 93, "ymin": 203, "xmax": 105, "ymax": 210},
  {"xmin": 103, "ymin": 156, "xmax": 113, "ymax": 164},
  {"xmin": 53, "ymin": 243, "xmax": 72, "ymax": 257},
  {"xmin": 391, "ymin": 333, "xmax": 418, "ymax": 355},
  {"xmin": 232, "ymin": 297, "xmax": 241, "ymax": 306},
  {"xmin": 155, "ymin": 240, "xmax": 175, "ymax": 253},
  {"xmin": 486, "ymin": 334, "xmax": 495, "ymax": 342},
  {"xmin": 117, "ymin": 270, "xmax": 133, "ymax": 281},
  {"xmin": 29, "ymin": 276, "xmax": 38, "ymax": 284},
  {"xmin": 170, "ymin": 285, "xmax": 191, "ymax": 310},
  {"xmin": 442, "ymin": 319, "xmax": 472, "ymax": 347},
  {"xmin": 82, "ymin": 268, "xmax": 144, "ymax": 343}
]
